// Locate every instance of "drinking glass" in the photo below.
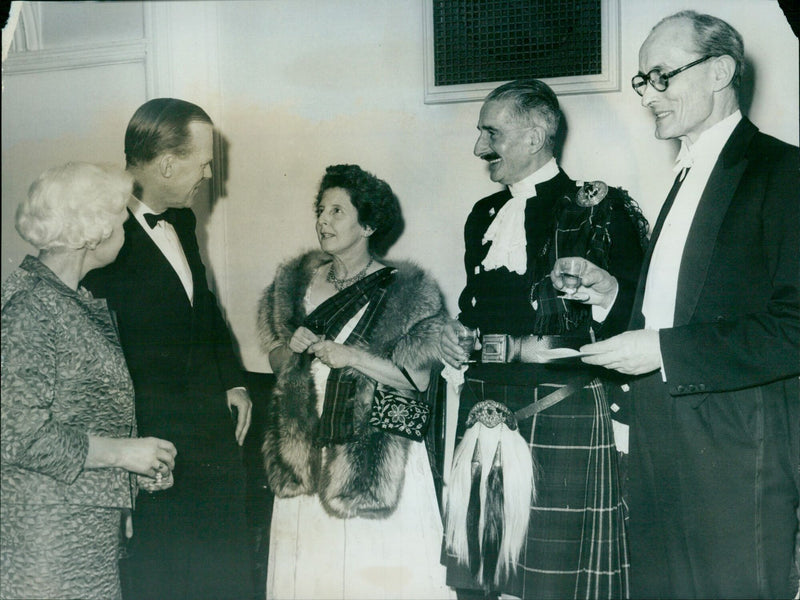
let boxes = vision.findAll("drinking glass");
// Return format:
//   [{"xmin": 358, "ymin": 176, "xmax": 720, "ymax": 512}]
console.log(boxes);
[
  {"xmin": 456, "ymin": 325, "xmax": 477, "ymax": 360},
  {"xmin": 559, "ymin": 257, "xmax": 585, "ymax": 297}
]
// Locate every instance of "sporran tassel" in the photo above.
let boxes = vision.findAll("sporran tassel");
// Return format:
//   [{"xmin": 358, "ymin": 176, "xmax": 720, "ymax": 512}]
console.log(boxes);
[
  {"xmin": 481, "ymin": 442, "xmax": 504, "ymax": 585},
  {"xmin": 496, "ymin": 419, "xmax": 535, "ymax": 584},
  {"xmin": 445, "ymin": 423, "xmax": 482, "ymax": 565},
  {"xmin": 445, "ymin": 400, "xmax": 536, "ymax": 588},
  {"xmin": 466, "ymin": 439, "xmax": 482, "ymax": 578}
]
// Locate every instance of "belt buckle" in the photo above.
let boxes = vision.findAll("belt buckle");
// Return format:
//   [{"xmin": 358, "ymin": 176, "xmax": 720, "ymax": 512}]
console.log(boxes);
[{"xmin": 481, "ymin": 334, "xmax": 508, "ymax": 363}]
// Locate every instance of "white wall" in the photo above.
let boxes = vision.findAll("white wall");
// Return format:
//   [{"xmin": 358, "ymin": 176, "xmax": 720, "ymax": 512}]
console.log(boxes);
[{"xmin": 2, "ymin": 0, "xmax": 797, "ymax": 372}]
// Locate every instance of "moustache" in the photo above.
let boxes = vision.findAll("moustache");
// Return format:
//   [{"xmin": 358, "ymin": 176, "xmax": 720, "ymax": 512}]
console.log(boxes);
[{"xmin": 480, "ymin": 153, "xmax": 500, "ymax": 162}]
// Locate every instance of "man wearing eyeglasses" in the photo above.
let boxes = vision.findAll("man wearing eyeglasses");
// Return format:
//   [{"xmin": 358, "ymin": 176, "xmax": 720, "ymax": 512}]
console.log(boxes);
[{"xmin": 553, "ymin": 10, "xmax": 799, "ymax": 599}]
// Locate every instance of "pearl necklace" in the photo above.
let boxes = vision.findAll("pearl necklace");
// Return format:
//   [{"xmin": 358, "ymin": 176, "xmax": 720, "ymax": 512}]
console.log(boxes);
[{"xmin": 327, "ymin": 257, "xmax": 373, "ymax": 291}]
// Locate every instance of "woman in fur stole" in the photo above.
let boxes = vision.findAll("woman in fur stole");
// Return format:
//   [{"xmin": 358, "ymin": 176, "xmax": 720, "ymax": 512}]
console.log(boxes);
[{"xmin": 258, "ymin": 164, "xmax": 455, "ymax": 599}]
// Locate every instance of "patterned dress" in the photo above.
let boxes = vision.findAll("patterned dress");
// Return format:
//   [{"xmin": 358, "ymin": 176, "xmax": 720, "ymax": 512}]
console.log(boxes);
[{"xmin": 1, "ymin": 256, "xmax": 136, "ymax": 600}]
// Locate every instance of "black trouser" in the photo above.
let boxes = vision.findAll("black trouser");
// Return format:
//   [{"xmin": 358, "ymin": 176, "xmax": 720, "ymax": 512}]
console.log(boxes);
[{"xmin": 121, "ymin": 450, "xmax": 253, "ymax": 600}]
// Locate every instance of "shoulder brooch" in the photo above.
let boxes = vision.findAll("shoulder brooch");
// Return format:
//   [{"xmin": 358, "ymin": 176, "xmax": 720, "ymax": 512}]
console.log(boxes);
[{"xmin": 575, "ymin": 180, "xmax": 608, "ymax": 207}]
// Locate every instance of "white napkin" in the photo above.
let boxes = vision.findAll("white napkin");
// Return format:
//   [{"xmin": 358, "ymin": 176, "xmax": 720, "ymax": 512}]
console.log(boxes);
[{"xmin": 441, "ymin": 362, "xmax": 467, "ymax": 388}]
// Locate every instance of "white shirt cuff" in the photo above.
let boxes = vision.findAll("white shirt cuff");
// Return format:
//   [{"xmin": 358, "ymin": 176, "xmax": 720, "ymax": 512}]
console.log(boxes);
[
  {"xmin": 658, "ymin": 331, "xmax": 667, "ymax": 382},
  {"xmin": 591, "ymin": 284, "xmax": 619, "ymax": 323}
]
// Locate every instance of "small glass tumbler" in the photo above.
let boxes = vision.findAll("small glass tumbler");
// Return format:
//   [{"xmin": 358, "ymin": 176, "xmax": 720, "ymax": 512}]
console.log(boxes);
[
  {"xmin": 559, "ymin": 257, "xmax": 585, "ymax": 297},
  {"xmin": 457, "ymin": 325, "xmax": 477, "ymax": 361}
]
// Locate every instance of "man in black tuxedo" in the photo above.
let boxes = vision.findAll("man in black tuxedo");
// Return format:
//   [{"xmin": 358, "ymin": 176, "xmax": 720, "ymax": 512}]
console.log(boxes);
[
  {"xmin": 566, "ymin": 11, "xmax": 799, "ymax": 599},
  {"xmin": 83, "ymin": 98, "xmax": 254, "ymax": 600}
]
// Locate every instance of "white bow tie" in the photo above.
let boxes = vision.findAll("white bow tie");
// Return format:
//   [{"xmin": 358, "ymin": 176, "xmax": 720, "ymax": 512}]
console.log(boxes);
[{"xmin": 673, "ymin": 143, "xmax": 694, "ymax": 173}]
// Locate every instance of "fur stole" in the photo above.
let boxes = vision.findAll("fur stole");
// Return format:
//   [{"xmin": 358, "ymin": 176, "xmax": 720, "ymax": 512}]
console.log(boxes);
[{"xmin": 257, "ymin": 250, "xmax": 446, "ymax": 519}]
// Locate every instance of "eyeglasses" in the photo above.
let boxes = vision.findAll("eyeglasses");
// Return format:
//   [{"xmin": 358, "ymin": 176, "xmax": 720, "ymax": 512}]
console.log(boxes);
[{"xmin": 631, "ymin": 56, "xmax": 712, "ymax": 96}]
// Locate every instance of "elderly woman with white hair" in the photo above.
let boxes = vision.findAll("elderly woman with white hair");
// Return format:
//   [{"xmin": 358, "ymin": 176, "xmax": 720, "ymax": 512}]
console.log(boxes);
[{"xmin": 0, "ymin": 162, "xmax": 177, "ymax": 600}]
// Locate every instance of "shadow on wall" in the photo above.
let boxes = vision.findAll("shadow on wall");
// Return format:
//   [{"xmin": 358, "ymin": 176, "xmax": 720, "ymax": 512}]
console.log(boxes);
[
  {"xmin": 191, "ymin": 128, "xmax": 229, "ymax": 253},
  {"xmin": 194, "ymin": 128, "xmax": 230, "ymax": 268},
  {"xmin": 192, "ymin": 128, "xmax": 244, "ymax": 360},
  {"xmin": 553, "ymin": 111, "xmax": 568, "ymax": 162},
  {"xmin": 212, "ymin": 128, "xmax": 231, "ymax": 207},
  {"xmin": 739, "ymin": 57, "xmax": 754, "ymax": 118}
]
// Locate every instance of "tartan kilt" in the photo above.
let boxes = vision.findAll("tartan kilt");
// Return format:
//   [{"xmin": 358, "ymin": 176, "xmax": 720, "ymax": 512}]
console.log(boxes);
[{"xmin": 444, "ymin": 375, "xmax": 630, "ymax": 600}]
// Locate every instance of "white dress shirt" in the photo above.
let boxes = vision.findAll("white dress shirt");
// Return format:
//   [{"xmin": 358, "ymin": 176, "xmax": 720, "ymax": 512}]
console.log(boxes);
[
  {"xmin": 128, "ymin": 197, "xmax": 194, "ymax": 304},
  {"xmin": 641, "ymin": 110, "xmax": 742, "ymax": 331}
]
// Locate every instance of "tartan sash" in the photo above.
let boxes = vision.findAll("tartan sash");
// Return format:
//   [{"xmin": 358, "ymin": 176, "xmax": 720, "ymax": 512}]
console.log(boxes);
[
  {"xmin": 303, "ymin": 266, "xmax": 396, "ymax": 445},
  {"xmin": 529, "ymin": 186, "xmax": 615, "ymax": 335}
]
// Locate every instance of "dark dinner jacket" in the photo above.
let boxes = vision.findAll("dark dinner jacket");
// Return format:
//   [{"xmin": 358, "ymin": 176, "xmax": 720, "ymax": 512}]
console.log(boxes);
[
  {"xmin": 631, "ymin": 118, "xmax": 799, "ymax": 395},
  {"xmin": 82, "ymin": 208, "xmax": 244, "ymax": 457},
  {"xmin": 626, "ymin": 117, "xmax": 799, "ymax": 598}
]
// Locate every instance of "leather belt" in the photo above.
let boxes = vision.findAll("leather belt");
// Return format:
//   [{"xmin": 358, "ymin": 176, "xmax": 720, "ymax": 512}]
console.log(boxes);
[
  {"xmin": 480, "ymin": 333, "xmax": 589, "ymax": 364},
  {"xmin": 514, "ymin": 375, "xmax": 595, "ymax": 420}
]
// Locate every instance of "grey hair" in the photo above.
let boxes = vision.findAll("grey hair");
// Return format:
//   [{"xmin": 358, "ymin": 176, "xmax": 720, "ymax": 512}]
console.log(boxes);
[
  {"xmin": 656, "ymin": 10, "xmax": 745, "ymax": 90},
  {"xmin": 485, "ymin": 79, "xmax": 561, "ymax": 150},
  {"xmin": 16, "ymin": 162, "xmax": 133, "ymax": 251}
]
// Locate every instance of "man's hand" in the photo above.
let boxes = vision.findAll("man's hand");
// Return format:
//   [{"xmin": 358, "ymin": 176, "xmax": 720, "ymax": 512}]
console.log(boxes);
[
  {"xmin": 551, "ymin": 257, "xmax": 619, "ymax": 309},
  {"xmin": 226, "ymin": 387, "xmax": 252, "ymax": 446},
  {"xmin": 439, "ymin": 319, "xmax": 470, "ymax": 369},
  {"xmin": 580, "ymin": 329, "xmax": 662, "ymax": 375}
]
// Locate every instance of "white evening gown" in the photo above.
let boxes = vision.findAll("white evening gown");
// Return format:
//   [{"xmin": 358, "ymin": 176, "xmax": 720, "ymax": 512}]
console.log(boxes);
[{"xmin": 267, "ymin": 300, "xmax": 454, "ymax": 600}]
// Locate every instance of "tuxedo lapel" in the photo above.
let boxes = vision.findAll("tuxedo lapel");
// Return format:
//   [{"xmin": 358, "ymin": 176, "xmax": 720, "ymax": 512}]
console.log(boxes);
[
  {"xmin": 123, "ymin": 211, "xmax": 163, "ymax": 267},
  {"xmin": 125, "ymin": 209, "xmax": 193, "ymax": 308},
  {"xmin": 630, "ymin": 119, "xmax": 757, "ymax": 329},
  {"xmin": 673, "ymin": 120, "xmax": 755, "ymax": 325}
]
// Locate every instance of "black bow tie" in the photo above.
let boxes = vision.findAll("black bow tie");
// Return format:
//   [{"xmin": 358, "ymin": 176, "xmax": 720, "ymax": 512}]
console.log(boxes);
[{"xmin": 144, "ymin": 210, "xmax": 177, "ymax": 229}]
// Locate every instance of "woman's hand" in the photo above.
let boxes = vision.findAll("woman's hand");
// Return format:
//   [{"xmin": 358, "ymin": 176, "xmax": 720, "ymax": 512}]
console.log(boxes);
[
  {"xmin": 136, "ymin": 471, "xmax": 174, "ymax": 493},
  {"xmin": 311, "ymin": 340, "xmax": 431, "ymax": 391},
  {"xmin": 87, "ymin": 436, "xmax": 177, "ymax": 479},
  {"xmin": 288, "ymin": 326, "xmax": 321, "ymax": 353},
  {"xmin": 117, "ymin": 437, "xmax": 177, "ymax": 479},
  {"xmin": 308, "ymin": 340, "xmax": 356, "ymax": 369},
  {"xmin": 269, "ymin": 328, "xmax": 320, "ymax": 373}
]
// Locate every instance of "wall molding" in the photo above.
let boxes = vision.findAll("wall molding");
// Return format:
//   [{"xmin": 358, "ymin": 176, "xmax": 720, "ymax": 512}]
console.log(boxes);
[
  {"xmin": 2, "ymin": 0, "xmax": 172, "ymax": 102},
  {"xmin": 2, "ymin": 38, "xmax": 147, "ymax": 75},
  {"xmin": 7, "ymin": 2, "xmax": 42, "ymax": 55},
  {"xmin": 143, "ymin": 1, "xmax": 173, "ymax": 98}
]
